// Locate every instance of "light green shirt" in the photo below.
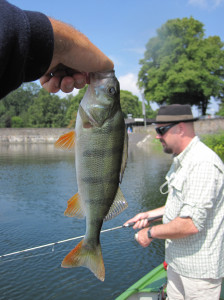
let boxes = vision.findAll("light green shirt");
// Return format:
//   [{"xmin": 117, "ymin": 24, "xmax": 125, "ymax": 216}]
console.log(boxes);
[{"xmin": 163, "ymin": 136, "xmax": 224, "ymax": 279}]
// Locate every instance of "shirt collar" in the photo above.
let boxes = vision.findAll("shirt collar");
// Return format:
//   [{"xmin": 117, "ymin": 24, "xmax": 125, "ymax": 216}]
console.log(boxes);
[{"xmin": 173, "ymin": 136, "xmax": 199, "ymax": 168}]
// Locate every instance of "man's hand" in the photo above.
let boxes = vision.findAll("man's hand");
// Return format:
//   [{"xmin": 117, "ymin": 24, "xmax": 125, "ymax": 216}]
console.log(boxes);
[
  {"xmin": 40, "ymin": 69, "xmax": 89, "ymax": 93},
  {"xmin": 124, "ymin": 212, "xmax": 150, "ymax": 229},
  {"xmin": 40, "ymin": 18, "xmax": 114, "ymax": 93},
  {"xmin": 135, "ymin": 228, "xmax": 153, "ymax": 248}
]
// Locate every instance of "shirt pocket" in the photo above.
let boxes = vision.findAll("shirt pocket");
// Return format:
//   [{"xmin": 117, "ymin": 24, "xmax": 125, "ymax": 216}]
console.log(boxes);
[{"xmin": 165, "ymin": 172, "xmax": 186, "ymax": 220}]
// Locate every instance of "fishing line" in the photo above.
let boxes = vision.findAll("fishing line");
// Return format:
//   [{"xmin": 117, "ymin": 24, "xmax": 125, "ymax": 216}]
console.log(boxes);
[
  {"xmin": 0, "ymin": 225, "xmax": 124, "ymax": 260},
  {"xmin": 0, "ymin": 236, "xmax": 135, "ymax": 265},
  {"xmin": 0, "ymin": 216, "xmax": 162, "ymax": 263}
]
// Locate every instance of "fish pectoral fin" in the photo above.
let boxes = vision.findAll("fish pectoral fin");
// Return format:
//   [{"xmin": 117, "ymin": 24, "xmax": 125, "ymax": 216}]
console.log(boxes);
[
  {"xmin": 54, "ymin": 131, "xmax": 75, "ymax": 150},
  {"xmin": 120, "ymin": 129, "xmax": 128, "ymax": 183},
  {"xmin": 104, "ymin": 187, "xmax": 128, "ymax": 221},
  {"xmin": 61, "ymin": 239, "xmax": 105, "ymax": 282},
  {"xmin": 64, "ymin": 193, "xmax": 85, "ymax": 218}
]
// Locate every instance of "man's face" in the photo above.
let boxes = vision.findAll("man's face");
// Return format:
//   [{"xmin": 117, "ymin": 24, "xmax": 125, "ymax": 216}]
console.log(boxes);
[{"xmin": 155, "ymin": 123, "xmax": 179, "ymax": 154}]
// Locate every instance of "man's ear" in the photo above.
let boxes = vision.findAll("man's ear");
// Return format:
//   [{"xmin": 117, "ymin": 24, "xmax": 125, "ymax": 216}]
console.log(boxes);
[{"xmin": 177, "ymin": 122, "xmax": 185, "ymax": 136}]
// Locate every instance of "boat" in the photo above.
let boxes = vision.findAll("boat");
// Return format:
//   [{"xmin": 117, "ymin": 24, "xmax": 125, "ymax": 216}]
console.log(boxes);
[
  {"xmin": 116, "ymin": 263, "xmax": 167, "ymax": 300},
  {"xmin": 116, "ymin": 262, "xmax": 224, "ymax": 300}
]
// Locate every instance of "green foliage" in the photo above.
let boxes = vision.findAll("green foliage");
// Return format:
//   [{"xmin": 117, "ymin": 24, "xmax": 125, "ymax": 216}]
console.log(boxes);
[
  {"xmin": 0, "ymin": 83, "xmax": 72, "ymax": 128},
  {"xmin": 138, "ymin": 17, "xmax": 224, "ymax": 115},
  {"xmin": 201, "ymin": 131, "xmax": 224, "ymax": 160},
  {"xmin": 1, "ymin": 83, "xmax": 149, "ymax": 128},
  {"xmin": 28, "ymin": 89, "xmax": 66, "ymax": 128},
  {"xmin": 217, "ymin": 103, "xmax": 224, "ymax": 116},
  {"xmin": 120, "ymin": 90, "xmax": 142, "ymax": 118},
  {"xmin": 120, "ymin": 90, "xmax": 156, "ymax": 119},
  {"xmin": 65, "ymin": 86, "xmax": 88, "ymax": 128},
  {"xmin": 11, "ymin": 116, "xmax": 24, "ymax": 128}
]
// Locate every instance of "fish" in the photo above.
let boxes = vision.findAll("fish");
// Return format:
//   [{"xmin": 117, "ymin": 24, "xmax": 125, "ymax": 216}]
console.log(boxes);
[{"xmin": 55, "ymin": 70, "xmax": 128, "ymax": 281}]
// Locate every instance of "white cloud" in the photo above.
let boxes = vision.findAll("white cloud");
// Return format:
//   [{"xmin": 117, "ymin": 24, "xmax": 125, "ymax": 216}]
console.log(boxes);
[
  {"xmin": 118, "ymin": 73, "xmax": 142, "ymax": 98},
  {"xmin": 188, "ymin": 0, "xmax": 224, "ymax": 9},
  {"xmin": 123, "ymin": 47, "xmax": 145, "ymax": 55},
  {"xmin": 117, "ymin": 73, "xmax": 160, "ymax": 110},
  {"xmin": 56, "ymin": 89, "xmax": 79, "ymax": 98}
]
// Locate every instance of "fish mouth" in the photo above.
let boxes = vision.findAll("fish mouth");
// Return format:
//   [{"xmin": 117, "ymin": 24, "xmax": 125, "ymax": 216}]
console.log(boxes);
[
  {"xmin": 79, "ymin": 104, "xmax": 100, "ymax": 128},
  {"xmin": 90, "ymin": 70, "xmax": 115, "ymax": 81}
]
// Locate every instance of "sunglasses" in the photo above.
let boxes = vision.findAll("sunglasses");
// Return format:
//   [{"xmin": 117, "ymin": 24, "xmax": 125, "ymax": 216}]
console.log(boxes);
[{"xmin": 155, "ymin": 123, "xmax": 178, "ymax": 136}]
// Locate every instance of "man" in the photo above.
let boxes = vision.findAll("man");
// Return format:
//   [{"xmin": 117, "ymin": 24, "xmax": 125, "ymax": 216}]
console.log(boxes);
[
  {"xmin": 124, "ymin": 104, "xmax": 224, "ymax": 300},
  {"xmin": 0, "ymin": 0, "xmax": 113, "ymax": 99}
]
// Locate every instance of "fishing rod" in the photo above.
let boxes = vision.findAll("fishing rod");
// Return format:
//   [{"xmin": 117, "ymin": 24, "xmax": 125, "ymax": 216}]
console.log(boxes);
[
  {"xmin": 123, "ymin": 215, "xmax": 163, "ymax": 227},
  {"xmin": 0, "ymin": 215, "xmax": 163, "ymax": 259}
]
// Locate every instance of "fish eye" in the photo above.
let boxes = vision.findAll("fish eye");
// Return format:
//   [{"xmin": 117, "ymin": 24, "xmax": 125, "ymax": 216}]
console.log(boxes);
[{"xmin": 107, "ymin": 87, "xmax": 116, "ymax": 95}]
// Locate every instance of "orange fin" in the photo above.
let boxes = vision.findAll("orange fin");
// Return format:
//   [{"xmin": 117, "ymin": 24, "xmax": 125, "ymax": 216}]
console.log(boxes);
[
  {"xmin": 54, "ymin": 131, "xmax": 75, "ymax": 150},
  {"xmin": 61, "ymin": 239, "xmax": 105, "ymax": 282},
  {"xmin": 64, "ymin": 193, "xmax": 85, "ymax": 218}
]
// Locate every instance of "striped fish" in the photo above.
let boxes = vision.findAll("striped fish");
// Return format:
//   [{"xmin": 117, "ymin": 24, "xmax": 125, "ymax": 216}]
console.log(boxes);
[{"xmin": 55, "ymin": 71, "xmax": 128, "ymax": 281}]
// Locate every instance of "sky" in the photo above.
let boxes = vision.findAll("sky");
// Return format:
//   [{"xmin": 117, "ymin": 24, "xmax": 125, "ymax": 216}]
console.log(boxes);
[{"xmin": 10, "ymin": 0, "xmax": 224, "ymax": 116}]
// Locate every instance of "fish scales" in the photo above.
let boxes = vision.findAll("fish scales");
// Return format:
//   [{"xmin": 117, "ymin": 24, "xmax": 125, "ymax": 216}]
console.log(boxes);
[{"xmin": 55, "ymin": 70, "xmax": 128, "ymax": 282}]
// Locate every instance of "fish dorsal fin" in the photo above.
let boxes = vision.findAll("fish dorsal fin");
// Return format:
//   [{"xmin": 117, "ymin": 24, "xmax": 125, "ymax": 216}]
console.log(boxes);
[
  {"xmin": 120, "ymin": 129, "xmax": 128, "ymax": 183},
  {"xmin": 54, "ymin": 131, "xmax": 75, "ymax": 150},
  {"xmin": 104, "ymin": 187, "xmax": 128, "ymax": 221},
  {"xmin": 64, "ymin": 192, "xmax": 85, "ymax": 218}
]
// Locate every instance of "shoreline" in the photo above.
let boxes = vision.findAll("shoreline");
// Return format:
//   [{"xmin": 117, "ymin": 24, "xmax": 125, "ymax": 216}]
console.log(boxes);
[{"xmin": 0, "ymin": 119, "xmax": 223, "ymax": 144}]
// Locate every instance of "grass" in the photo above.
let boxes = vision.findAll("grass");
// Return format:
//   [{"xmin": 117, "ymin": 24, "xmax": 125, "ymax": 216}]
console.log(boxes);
[{"xmin": 201, "ymin": 131, "xmax": 224, "ymax": 161}]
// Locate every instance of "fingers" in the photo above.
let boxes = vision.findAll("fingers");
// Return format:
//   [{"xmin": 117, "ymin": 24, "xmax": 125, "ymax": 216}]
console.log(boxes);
[
  {"xmin": 124, "ymin": 213, "xmax": 149, "ymax": 229},
  {"xmin": 135, "ymin": 228, "xmax": 152, "ymax": 248},
  {"xmin": 40, "ymin": 75, "xmax": 60, "ymax": 93},
  {"xmin": 133, "ymin": 219, "xmax": 149, "ymax": 229},
  {"xmin": 123, "ymin": 217, "xmax": 137, "ymax": 227},
  {"xmin": 123, "ymin": 219, "xmax": 148, "ymax": 229},
  {"xmin": 40, "ymin": 73, "xmax": 88, "ymax": 93}
]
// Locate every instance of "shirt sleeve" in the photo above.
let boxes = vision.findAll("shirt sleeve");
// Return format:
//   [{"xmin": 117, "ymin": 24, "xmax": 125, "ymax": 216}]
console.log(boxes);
[
  {"xmin": 0, "ymin": 0, "xmax": 54, "ymax": 99},
  {"xmin": 179, "ymin": 161, "xmax": 221, "ymax": 231}
]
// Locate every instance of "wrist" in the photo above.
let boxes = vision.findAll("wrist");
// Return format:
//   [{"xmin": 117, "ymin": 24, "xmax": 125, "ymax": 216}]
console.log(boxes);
[{"xmin": 147, "ymin": 227, "xmax": 154, "ymax": 239}]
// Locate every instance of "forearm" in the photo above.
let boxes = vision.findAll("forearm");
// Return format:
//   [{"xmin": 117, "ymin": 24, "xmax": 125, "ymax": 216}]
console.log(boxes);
[
  {"xmin": 147, "ymin": 206, "xmax": 165, "ymax": 218},
  {"xmin": 40, "ymin": 17, "xmax": 114, "ymax": 93},
  {"xmin": 151, "ymin": 217, "xmax": 199, "ymax": 239},
  {"xmin": 48, "ymin": 18, "xmax": 113, "ymax": 74}
]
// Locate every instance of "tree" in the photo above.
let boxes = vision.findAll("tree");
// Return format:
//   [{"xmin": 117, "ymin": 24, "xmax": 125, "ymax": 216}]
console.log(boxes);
[
  {"xmin": 11, "ymin": 116, "xmax": 24, "ymax": 128},
  {"xmin": 120, "ymin": 90, "xmax": 158, "ymax": 119},
  {"xmin": 0, "ymin": 82, "xmax": 41, "ymax": 127},
  {"xmin": 120, "ymin": 90, "xmax": 142, "ymax": 118},
  {"xmin": 28, "ymin": 89, "xmax": 67, "ymax": 127},
  {"xmin": 138, "ymin": 17, "xmax": 224, "ymax": 115},
  {"xmin": 65, "ymin": 86, "xmax": 88, "ymax": 128}
]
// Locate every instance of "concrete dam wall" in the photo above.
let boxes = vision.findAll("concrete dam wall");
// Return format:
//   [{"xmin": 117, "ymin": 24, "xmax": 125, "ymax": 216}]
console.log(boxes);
[{"xmin": 0, "ymin": 119, "xmax": 223, "ymax": 144}]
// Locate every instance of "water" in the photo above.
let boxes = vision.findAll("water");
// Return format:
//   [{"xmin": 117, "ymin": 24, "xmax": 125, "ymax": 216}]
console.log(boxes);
[{"xmin": 0, "ymin": 139, "xmax": 172, "ymax": 300}]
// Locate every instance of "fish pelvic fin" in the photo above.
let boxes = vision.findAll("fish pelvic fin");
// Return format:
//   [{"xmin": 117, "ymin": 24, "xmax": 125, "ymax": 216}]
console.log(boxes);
[
  {"xmin": 104, "ymin": 187, "xmax": 128, "ymax": 221},
  {"xmin": 54, "ymin": 131, "xmax": 75, "ymax": 150},
  {"xmin": 64, "ymin": 192, "xmax": 85, "ymax": 218},
  {"xmin": 61, "ymin": 239, "xmax": 105, "ymax": 282}
]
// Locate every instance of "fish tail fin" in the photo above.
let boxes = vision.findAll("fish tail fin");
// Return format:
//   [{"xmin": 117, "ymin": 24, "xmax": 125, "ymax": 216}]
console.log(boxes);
[{"xmin": 61, "ymin": 239, "xmax": 105, "ymax": 282}]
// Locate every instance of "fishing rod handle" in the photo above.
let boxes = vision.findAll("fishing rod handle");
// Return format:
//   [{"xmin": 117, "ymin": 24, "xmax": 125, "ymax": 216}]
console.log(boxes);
[{"xmin": 124, "ymin": 214, "xmax": 163, "ymax": 228}]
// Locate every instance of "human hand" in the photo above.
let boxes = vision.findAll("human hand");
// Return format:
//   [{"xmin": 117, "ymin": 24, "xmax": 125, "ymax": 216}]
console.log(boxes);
[
  {"xmin": 40, "ymin": 66, "xmax": 90, "ymax": 93},
  {"xmin": 40, "ymin": 18, "xmax": 114, "ymax": 93},
  {"xmin": 135, "ymin": 228, "xmax": 152, "ymax": 248},
  {"xmin": 124, "ymin": 212, "xmax": 150, "ymax": 230}
]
